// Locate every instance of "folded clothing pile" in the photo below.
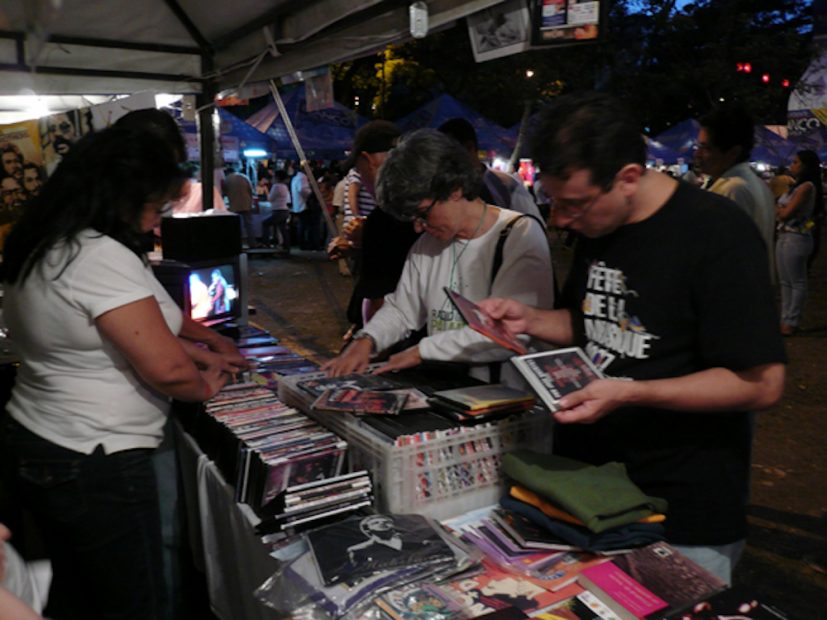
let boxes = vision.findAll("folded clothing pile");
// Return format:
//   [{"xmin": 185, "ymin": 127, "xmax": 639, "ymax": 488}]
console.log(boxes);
[{"xmin": 500, "ymin": 450, "xmax": 668, "ymax": 553}]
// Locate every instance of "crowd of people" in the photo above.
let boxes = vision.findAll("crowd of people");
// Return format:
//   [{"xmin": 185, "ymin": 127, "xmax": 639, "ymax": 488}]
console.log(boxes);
[
  {"xmin": 322, "ymin": 93, "xmax": 792, "ymax": 588},
  {"xmin": 0, "ymin": 89, "xmax": 821, "ymax": 618}
]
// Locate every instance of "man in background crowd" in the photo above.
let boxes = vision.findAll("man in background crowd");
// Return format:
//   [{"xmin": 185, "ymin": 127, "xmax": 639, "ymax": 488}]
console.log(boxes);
[
  {"xmin": 695, "ymin": 104, "xmax": 776, "ymax": 278},
  {"xmin": 438, "ymin": 117, "xmax": 542, "ymax": 221},
  {"xmin": 223, "ymin": 164, "xmax": 256, "ymax": 247}
]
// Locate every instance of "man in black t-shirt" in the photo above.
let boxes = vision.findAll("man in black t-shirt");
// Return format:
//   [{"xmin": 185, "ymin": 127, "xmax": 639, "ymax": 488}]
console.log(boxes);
[{"xmin": 479, "ymin": 93, "xmax": 786, "ymax": 584}]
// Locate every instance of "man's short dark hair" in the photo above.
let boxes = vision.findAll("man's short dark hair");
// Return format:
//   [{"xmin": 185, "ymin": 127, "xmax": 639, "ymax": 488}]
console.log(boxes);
[
  {"xmin": 530, "ymin": 92, "xmax": 646, "ymax": 190},
  {"xmin": 376, "ymin": 128, "xmax": 482, "ymax": 220},
  {"xmin": 699, "ymin": 103, "xmax": 755, "ymax": 163},
  {"xmin": 345, "ymin": 120, "xmax": 401, "ymax": 170},
  {"xmin": 438, "ymin": 117, "xmax": 479, "ymax": 152}
]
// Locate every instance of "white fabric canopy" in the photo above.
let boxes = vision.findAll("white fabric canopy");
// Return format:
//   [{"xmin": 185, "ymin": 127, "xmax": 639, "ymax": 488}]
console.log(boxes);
[{"xmin": 0, "ymin": 0, "xmax": 503, "ymax": 97}]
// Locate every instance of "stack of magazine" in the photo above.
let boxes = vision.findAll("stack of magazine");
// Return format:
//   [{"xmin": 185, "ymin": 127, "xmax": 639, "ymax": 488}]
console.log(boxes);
[
  {"xmin": 428, "ymin": 384, "xmax": 536, "ymax": 424},
  {"xmin": 256, "ymin": 470, "xmax": 373, "ymax": 534},
  {"xmin": 203, "ymin": 384, "xmax": 347, "ymax": 513}
]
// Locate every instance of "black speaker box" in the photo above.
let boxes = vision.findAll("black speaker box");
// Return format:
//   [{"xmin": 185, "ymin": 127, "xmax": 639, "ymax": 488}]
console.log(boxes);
[{"xmin": 161, "ymin": 214, "xmax": 241, "ymax": 262}]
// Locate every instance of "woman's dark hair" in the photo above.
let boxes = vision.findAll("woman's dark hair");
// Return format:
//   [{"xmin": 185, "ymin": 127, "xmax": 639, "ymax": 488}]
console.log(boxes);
[
  {"xmin": 2, "ymin": 126, "xmax": 187, "ymax": 285},
  {"xmin": 114, "ymin": 108, "xmax": 187, "ymax": 164},
  {"xmin": 531, "ymin": 92, "xmax": 646, "ymax": 190},
  {"xmin": 794, "ymin": 149, "xmax": 823, "ymax": 216},
  {"xmin": 376, "ymin": 128, "xmax": 481, "ymax": 220}
]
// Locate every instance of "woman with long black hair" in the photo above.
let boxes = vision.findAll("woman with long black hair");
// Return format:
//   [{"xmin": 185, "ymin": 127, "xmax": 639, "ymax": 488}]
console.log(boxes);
[
  {"xmin": 776, "ymin": 149, "xmax": 823, "ymax": 336},
  {"xmin": 1, "ymin": 126, "xmax": 234, "ymax": 619}
]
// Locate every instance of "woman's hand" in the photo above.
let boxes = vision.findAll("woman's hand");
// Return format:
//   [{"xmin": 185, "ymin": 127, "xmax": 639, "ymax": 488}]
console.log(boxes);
[
  {"xmin": 208, "ymin": 334, "xmax": 249, "ymax": 370},
  {"xmin": 321, "ymin": 338, "xmax": 373, "ymax": 377},
  {"xmin": 200, "ymin": 364, "xmax": 230, "ymax": 401},
  {"xmin": 373, "ymin": 345, "xmax": 422, "ymax": 375}
]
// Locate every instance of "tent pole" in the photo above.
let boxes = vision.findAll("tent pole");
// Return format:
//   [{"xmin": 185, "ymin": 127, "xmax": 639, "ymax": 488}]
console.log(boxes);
[
  {"xmin": 198, "ymin": 68, "xmax": 219, "ymax": 211},
  {"xmin": 268, "ymin": 80, "xmax": 338, "ymax": 235}
]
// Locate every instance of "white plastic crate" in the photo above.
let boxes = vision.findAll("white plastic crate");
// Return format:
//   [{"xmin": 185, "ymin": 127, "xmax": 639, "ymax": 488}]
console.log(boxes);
[
  {"xmin": 343, "ymin": 408, "xmax": 552, "ymax": 520},
  {"xmin": 278, "ymin": 372, "xmax": 553, "ymax": 520}
]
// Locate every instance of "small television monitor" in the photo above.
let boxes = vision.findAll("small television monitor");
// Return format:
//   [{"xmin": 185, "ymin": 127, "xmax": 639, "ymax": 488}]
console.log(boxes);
[
  {"xmin": 152, "ymin": 254, "xmax": 248, "ymax": 331},
  {"xmin": 185, "ymin": 255, "xmax": 248, "ymax": 328}
]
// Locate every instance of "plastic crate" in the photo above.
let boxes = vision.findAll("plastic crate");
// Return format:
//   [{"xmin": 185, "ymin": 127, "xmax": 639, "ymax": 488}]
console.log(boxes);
[
  {"xmin": 277, "ymin": 371, "xmax": 552, "ymax": 520},
  {"xmin": 341, "ymin": 409, "xmax": 552, "ymax": 520}
]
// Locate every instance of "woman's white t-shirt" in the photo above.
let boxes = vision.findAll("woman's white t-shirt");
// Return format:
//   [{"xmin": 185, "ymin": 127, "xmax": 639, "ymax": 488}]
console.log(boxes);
[{"xmin": 5, "ymin": 230, "xmax": 183, "ymax": 454}]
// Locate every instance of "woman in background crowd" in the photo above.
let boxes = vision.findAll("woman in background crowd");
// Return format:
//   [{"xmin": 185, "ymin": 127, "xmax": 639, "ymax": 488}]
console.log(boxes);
[
  {"xmin": 776, "ymin": 149, "xmax": 823, "ymax": 336},
  {"xmin": 1, "ymin": 127, "xmax": 239, "ymax": 619}
]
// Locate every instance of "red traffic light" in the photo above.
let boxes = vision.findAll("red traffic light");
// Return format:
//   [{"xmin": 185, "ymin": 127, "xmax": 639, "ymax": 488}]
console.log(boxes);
[
  {"xmin": 782, "ymin": 78, "xmax": 791, "ymax": 88},
  {"xmin": 761, "ymin": 73, "xmax": 770, "ymax": 84},
  {"xmin": 743, "ymin": 62, "xmax": 752, "ymax": 73}
]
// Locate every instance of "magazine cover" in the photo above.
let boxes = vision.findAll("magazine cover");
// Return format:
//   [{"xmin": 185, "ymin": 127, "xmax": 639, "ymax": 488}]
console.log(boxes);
[
  {"xmin": 374, "ymin": 582, "xmax": 465, "ymax": 620},
  {"xmin": 306, "ymin": 513, "xmax": 456, "ymax": 586},
  {"xmin": 439, "ymin": 561, "xmax": 576, "ymax": 615},
  {"xmin": 510, "ymin": 348, "xmax": 603, "ymax": 412},
  {"xmin": 445, "ymin": 287, "xmax": 528, "ymax": 355}
]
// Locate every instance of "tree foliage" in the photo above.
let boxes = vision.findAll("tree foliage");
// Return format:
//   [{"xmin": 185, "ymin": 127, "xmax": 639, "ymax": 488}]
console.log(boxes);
[{"xmin": 331, "ymin": 0, "xmax": 813, "ymax": 134}]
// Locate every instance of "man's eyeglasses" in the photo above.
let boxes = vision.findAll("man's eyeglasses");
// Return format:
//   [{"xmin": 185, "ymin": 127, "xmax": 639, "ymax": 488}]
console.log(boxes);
[
  {"xmin": 400, "ymin": 197, "xmax": 437, "ymax": 225},
  {"xmin": 551, "ymin": 190, "xmax": 603, "ymax": 220}
]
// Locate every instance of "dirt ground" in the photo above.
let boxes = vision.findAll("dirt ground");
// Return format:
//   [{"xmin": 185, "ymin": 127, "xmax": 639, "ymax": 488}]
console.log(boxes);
[{"xmin": 246, "ymin": 228, "xmax": 827, "ymax": 617}]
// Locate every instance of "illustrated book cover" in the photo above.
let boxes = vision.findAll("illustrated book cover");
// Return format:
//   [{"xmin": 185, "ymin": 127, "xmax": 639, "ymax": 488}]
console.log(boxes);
[
  {"xmin": 510, "ymin": 348, "xmax": 603, "ymax": 412},
  {"xmin": 438, "ymin": 561, "xmax": 583, "ymax": 616},
  {"xmin": 577, "ymin": 543, "xmax": 726, "ymax": 620},
  {"xmin": 374, "ymin": 581, "xmax": 466, "ymax": 620}
]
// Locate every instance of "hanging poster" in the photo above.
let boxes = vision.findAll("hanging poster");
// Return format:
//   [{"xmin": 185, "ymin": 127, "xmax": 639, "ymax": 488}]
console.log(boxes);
[
  {"xmin": 0, "ymin": 120, "xmax": 45, "ymax": 249},
  {"xmin": 530, "ymin": 0, "xmax": 604, "ymax": 47},
  {"xmin": 38, "ymin": 109, "xmax": 91, "ymax": 176},
  {"xmin": 467, "ymin": 0, "xmax": 531, "ymax": 63}
]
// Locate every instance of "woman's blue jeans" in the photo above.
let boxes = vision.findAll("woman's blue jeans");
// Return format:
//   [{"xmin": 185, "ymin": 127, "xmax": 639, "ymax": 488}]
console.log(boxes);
[
  {"xmin": 3, "ymin": 418, "xmax": 165, "ymax": 620},
  {"xmin": 776, "ymin": 231, "xmax": 813, "ymax": 327}
]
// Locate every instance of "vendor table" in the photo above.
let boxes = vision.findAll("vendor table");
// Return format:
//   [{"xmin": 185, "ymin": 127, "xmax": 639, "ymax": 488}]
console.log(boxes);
[{"xmin": 175, "ymin": 422, "xmax": 280, "ymax": 620}]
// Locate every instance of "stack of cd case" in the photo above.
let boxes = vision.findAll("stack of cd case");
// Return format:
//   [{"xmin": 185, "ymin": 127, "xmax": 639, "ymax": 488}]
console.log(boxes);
[
  {"xmin": 202, "ymin": 385, "xmax": 348, "ymax": 514},
  {"xmin": 256, "ymin": 470, "xmax": 373, "ymax": 535}
]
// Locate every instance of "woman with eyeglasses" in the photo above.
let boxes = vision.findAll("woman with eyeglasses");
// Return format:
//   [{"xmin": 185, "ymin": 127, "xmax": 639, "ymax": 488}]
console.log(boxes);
[
  {"xmin": 322, "ymin": 128, "xmax": 554, "ymax": 383},
  {"xmin": 776, "ymin": 149, "xmax": 823, "ymax": 336},
  {"xmin": 0, "ymin": 127, "xmax": 241, "ymax": 619}
]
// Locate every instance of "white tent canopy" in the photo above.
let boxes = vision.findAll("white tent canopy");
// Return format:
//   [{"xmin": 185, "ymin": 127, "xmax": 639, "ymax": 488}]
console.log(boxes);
[{"xmin": 0, "ymin": 0, "xmax": 502, "ymax": 98}]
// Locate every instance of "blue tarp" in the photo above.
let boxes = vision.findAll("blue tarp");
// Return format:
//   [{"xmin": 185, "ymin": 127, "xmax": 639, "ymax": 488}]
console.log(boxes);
[
  {"xmin": 395, "ymin": 94, "xmax": 517, "ymax": 154},
  {"xmin": 244, "ymin": 84, "xmax": 368, "ymax": 160},
  {"xmin": 178, "ymin": 109, "xmax": 278, "ymax": 155},
  {"xmin": 652, "ymin": 119, "xmax": 701, "ymax": 160},
  {"xmin": 752, "ymin": 125, "xmax": 798, "ymax": 168},
  {"xmin": 645, "ymin": 137, "xmax": 683, "ymax": 164}
]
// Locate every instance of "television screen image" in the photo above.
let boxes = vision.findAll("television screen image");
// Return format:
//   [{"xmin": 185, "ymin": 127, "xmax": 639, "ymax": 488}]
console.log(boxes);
[{"xmin": 188, "ymin": 263, "xmax": 239, "ymax": 322}]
